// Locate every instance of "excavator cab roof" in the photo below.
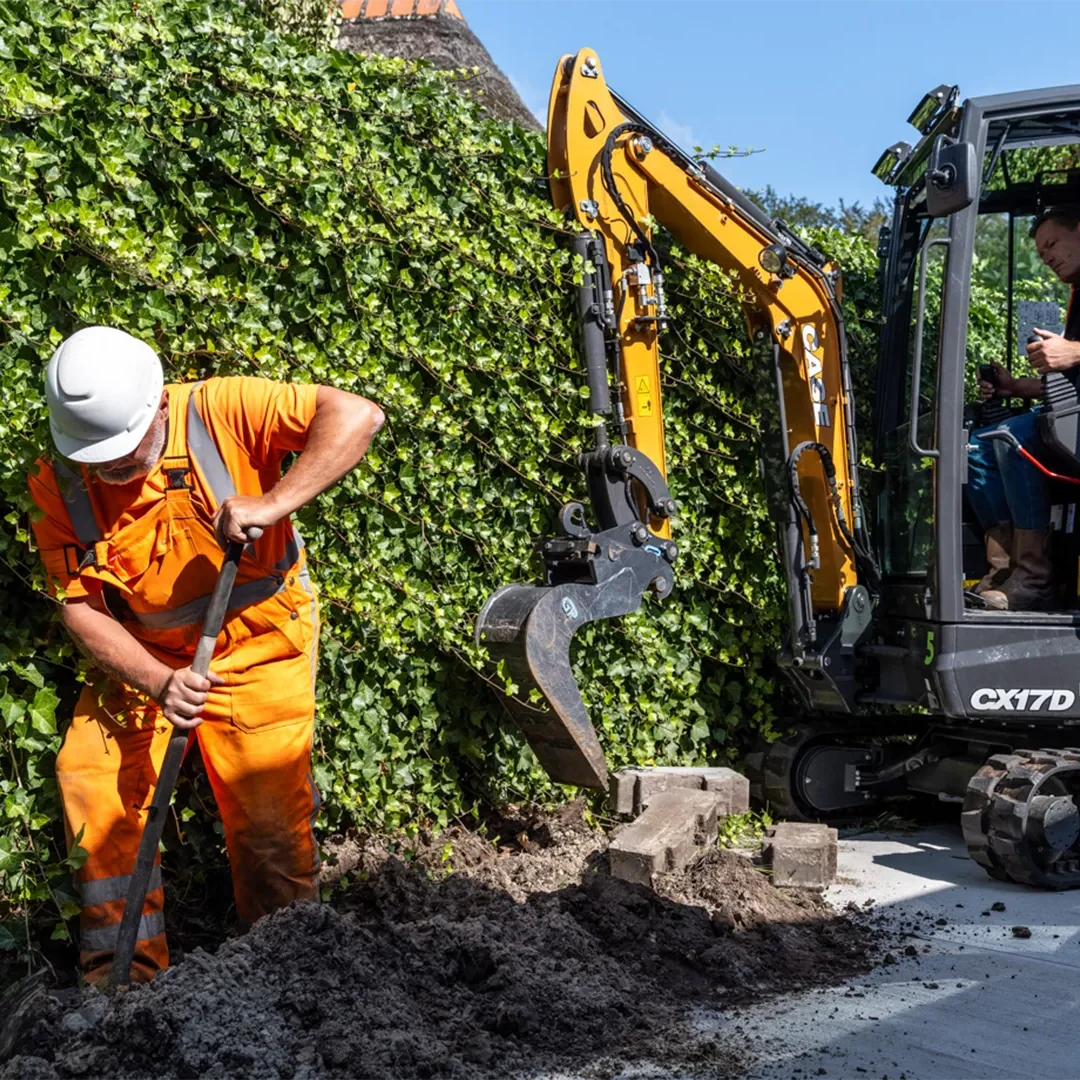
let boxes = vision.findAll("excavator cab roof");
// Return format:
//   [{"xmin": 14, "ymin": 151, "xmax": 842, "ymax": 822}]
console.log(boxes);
[
  {"xmin": 979, "ymin": 110, "xmax": 1080, "ymax": 218},
  {"xmin": 874, "ymin": 83, "xmax": 1080, "ymax": 211}
]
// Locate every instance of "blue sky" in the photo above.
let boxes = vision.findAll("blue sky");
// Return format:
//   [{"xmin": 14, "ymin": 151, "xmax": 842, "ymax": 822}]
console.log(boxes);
[{"xmin": 463, "ymin": 1, "xmax": 1080, "ymax": 212}]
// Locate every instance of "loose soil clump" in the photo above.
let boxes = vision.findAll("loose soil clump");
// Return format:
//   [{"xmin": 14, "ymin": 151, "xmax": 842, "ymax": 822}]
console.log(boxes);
[{"xmin": 3, "ymin": 805, "xmax": 881, "ymax": 1078}]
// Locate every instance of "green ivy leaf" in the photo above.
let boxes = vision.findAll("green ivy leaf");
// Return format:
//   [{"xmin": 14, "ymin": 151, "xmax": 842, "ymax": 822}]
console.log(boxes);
[{"xmin": 29, "ymin": 687, "xmax": 58, "ymax": 736}]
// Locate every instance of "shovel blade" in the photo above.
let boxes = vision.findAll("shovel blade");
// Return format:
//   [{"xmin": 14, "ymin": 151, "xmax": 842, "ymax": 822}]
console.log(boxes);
[{"xmin": 477, "ymin": 582, "xmax": 610, "ymax": 789}]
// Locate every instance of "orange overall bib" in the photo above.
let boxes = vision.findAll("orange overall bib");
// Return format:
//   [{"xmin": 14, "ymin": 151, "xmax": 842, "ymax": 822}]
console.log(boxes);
[{"xmin": 36, "ymin": 380, "xmax": 321, "ymax": 984}]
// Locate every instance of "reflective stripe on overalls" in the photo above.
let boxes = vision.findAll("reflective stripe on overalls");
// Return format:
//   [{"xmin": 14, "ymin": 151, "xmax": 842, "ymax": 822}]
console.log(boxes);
[{"xmin": 52, "ymin": 381, "xmax": 321, "ymax": 985}]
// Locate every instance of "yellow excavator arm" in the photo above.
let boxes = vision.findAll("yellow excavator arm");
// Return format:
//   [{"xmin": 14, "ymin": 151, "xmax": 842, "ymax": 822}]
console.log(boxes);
[{"xmin": 477, "ymin": 49, "xmax": 877, "ymax": 791}]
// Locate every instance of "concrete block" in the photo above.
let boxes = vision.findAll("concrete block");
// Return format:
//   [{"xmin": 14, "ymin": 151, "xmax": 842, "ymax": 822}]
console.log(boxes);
[
  {"xmin": 608, "ymin": 770, "xmax": 637, "ymax": 815},
  {"xmin": 609, "ymin": 766, "xmax": 749, "ymax": 818},
  {"xmin": 701, "ymin": 768, "xmax": 751, "ymax": 816},
  {"xmin": 608, "ymin": 789, "xmax": 722, "ymax": 886},
  {"xmin": 763, "ymin": 822, "xmax": 838, "ymax": 888}
]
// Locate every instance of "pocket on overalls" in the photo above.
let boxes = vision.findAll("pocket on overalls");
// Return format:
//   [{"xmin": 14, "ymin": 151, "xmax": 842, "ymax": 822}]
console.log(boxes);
[
  {"xmin": 239, "ymin": 587, "xmax": 308, "ymax": 659},
  {"xmin": 107, "ymin": 520, "xmax": 201, "ymax": 612},
  {"xmin": 225, "ymin": 583, "xmax": 316, "ymax": 733}
]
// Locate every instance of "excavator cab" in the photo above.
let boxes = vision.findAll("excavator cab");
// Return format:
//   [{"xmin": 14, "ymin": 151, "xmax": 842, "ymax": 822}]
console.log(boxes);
[
  {"xmin": 476, "ymin": 50, "xmax": 1080, "ymax": 886},
  {"xmin": 870, "ymin": 90, "xmax": 1080, "ymax": 707}
]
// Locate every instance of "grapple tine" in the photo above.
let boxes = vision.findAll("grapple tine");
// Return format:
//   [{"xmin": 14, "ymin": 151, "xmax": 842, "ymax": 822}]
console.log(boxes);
[
  {"xmin": 477, "ymin": 582, "xmax": 609, "ymax": 788},
  {"xmin": 476, "ymin": 547, "xmax": 674, "ymax": 789}
]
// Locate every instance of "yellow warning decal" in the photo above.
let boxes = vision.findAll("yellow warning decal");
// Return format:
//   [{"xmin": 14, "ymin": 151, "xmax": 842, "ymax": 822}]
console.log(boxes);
[{"xmin": 635, "ymin": 376, "xmax": 653, "ymax": 417}]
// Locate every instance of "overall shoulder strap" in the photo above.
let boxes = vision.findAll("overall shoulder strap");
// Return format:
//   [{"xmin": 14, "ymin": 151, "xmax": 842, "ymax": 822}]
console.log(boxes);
[
  {"xmin": 184, "ymin": 379, "xmax": 307, "ymax": 564},
  {"xmin": 52, "ymin": 458, "xmax": 102, "ymax": 572},
  {"xmin": 160, "ymin": 383, "xmax": 194, "ymax": 492},
  {"xmin": 53, "ymin": 458, "xmax": 102, "ymax": 548},
  {"xmin": 185, "ymin": 380, "xmax": 237, "ymax": 509}
]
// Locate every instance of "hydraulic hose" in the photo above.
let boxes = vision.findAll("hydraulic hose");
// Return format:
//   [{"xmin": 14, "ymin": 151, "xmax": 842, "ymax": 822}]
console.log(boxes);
[
  {"xmin": 788, "ymin": 441, "xmax": 881, "ymax": 595},
  {"xmin": 599, "ymin": 122, "xmax": 664, "ymax": 269}
]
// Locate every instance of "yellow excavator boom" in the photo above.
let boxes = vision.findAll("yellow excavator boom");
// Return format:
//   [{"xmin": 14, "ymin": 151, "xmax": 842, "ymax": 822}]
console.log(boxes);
[{"xmin": 476, "ymin": 48, "xmax": 876, "ymax": 791}]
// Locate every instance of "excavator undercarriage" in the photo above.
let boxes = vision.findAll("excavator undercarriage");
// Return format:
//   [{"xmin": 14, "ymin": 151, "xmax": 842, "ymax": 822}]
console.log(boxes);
[{"xmin": 476, "ymin": 48, "xmax": 1080, "ymax": 888}]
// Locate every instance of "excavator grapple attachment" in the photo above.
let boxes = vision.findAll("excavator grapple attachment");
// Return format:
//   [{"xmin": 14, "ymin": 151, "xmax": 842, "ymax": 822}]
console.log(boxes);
[
  {"xmin": 474, "ymin": 223, "xmax": 680, "ymax": 791},
  {"xmin": 476, "ymin": 517, "xmax": 676, "ymax": 790},
  {"xmin": 477, "ymin": 583, "xmax": 609, "ymax": 789}
]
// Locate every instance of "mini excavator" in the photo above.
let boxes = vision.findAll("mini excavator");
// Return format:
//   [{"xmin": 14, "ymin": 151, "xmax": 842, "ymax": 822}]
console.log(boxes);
[{"xmin": 477, "ymin": 49, "xmax": 1080, "ymax": 888}]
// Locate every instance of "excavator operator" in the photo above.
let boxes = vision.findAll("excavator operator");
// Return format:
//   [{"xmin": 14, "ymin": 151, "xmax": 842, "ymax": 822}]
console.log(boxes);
[
  {"xmin": 27, "ymin": 326, "xmax": 385, "ymax": 985},
  {"xmin": 966, "ymin": 205, "xmax": 1080, "ymax": 611}
]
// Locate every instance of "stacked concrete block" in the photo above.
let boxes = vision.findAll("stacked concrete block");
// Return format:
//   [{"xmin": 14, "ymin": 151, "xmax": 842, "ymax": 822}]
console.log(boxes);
[
  {"xmin": 762, "ymin": 822, "xmax": 838, "ymax": 888},
  {"xmin": 606, "ymin": 766, "xmax": 754, "ymax": 889},
  {"xmin": 609, "ymin": 766, "xmax": 749, "ymax": 818},
  {"xmin": 608, "ymin": 789, "xmax": 725, "ymax": 886}
]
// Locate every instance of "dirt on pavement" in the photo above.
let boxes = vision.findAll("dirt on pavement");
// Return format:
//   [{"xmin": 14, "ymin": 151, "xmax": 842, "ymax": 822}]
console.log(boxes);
[{"xmin": 2, "ymin": 804, "xmax": 884, "ymax": 1079}]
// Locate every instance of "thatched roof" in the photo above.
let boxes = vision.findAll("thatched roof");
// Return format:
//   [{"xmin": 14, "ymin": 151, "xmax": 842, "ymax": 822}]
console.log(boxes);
[{"xmin": 336, "ymin": 0, "xmax": 541, "ymax": 130}]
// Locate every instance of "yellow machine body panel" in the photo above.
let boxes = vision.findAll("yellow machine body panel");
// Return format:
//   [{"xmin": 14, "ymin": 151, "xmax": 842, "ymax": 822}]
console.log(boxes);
[{"xmin": 548, "ymin": 48, "xmax": 857, "ymax": 610}]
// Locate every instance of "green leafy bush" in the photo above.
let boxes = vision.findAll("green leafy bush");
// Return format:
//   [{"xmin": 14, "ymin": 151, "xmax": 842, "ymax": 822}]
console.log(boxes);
[{"xmin": 0, "ymin": 0, "xmax": 881, "ymax": 957}]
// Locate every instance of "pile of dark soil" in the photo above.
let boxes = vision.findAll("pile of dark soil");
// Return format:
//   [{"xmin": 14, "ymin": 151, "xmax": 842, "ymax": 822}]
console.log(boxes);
[{"xmin": 3, "ymin": 807, "xmax": 883, "ymax": 1079}]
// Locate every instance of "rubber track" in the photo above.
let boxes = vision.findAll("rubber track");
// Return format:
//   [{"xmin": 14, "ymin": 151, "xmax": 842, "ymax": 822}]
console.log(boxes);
[
  {"xmin": 962, "ymin": 747, "xmax": 1080, "ymax": 889},
  {"xmin": 747, "ymin": 725, "xmax": 884, "ymax": 822},
  {"xmin": 746, "ymin": 730, "xmax": 811, "ymax": 821}
]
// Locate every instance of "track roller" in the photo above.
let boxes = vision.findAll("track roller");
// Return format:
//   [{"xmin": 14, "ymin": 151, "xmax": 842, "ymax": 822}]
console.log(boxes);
[{"xmin": 746, "ymin": 724, "xmax": 887, "ymax": 821}]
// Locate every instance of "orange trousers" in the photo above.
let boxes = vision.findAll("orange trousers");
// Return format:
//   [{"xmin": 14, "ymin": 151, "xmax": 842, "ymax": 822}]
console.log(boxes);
[{"xmin": 56, "ymin": 580, "xmax": 321, "ymax": 984}]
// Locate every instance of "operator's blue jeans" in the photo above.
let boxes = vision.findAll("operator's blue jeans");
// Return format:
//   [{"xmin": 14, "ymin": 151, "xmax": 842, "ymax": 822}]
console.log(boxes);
[{"xmin": 967, "ymin": 409, "xmax": 1050, "ymax": 531}]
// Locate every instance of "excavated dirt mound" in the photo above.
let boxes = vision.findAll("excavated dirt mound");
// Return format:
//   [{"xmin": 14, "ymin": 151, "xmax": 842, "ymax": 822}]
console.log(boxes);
[{"xmin": 3, "ymin": 807, "xmax": 883, "ymax": 1079}]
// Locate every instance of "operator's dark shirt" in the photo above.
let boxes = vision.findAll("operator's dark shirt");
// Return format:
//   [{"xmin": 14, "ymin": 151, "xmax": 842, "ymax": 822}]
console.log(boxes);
[{"xmin": 1067, "ymin": 286, "xmax": 1079, "ymax": 341}]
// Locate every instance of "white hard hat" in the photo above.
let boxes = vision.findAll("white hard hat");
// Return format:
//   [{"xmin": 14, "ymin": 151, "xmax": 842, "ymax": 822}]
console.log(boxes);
[{"xmin": 45, "ymin": 327, "xmax": 164, "ymax": 464}]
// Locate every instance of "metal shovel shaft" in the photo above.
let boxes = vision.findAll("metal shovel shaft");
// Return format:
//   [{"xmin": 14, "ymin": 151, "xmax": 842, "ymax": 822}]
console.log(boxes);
[{"xmin": 109, "ymin": 529, "xmax": 261, "ymax": 988}]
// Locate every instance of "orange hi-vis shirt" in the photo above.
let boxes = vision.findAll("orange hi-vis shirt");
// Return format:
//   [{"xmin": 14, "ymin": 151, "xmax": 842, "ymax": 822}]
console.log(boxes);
[{"xmin": 29, "ymin": 378, "xmax": 318, "ymax": 660}]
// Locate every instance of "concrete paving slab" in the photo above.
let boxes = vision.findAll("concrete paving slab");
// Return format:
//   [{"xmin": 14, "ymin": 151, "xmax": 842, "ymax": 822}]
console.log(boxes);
[
  {"xmin": 763, "ymin": 821, "xmax": 839, "ymax": 888},
  {"xmin": 609, "ymin": 766, "xmax": 749, "ymax": 817},
  {"xmin": 609, "ymin": 788, "xmax": 722, "ymax": 886}
]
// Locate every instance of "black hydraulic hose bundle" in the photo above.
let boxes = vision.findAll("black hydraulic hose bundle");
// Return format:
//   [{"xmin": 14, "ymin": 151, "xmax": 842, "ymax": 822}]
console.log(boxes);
[
  {"xmin": 787, "ymin": 441, "xmax": 881, "ymax": 595},
  {"xmin": 787, "ymin": 442, "xmax": 824, "ymax": 569},
  {"xmin": 599, "ymin": 122, "xmax": 664, "ymax": 270}
]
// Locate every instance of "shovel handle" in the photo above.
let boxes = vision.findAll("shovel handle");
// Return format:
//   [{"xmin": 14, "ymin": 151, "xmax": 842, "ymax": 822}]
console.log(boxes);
[
  {"xmin": 109, "ymin": 527, "xmax": 262, "ymax": 988},
  {"xmin": 191, "ymin": 530, "xmax": 262, "ymax": 676}
]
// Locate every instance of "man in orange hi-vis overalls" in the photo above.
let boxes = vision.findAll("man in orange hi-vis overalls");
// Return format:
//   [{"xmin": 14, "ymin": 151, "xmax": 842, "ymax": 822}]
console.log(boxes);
[{"xmin": 28, "ymin": 326, "xmax": 385, "ymax": 985}]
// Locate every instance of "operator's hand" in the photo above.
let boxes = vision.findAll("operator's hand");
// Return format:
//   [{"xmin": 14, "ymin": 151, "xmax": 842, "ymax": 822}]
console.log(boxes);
[
  {"xmin": 212, "ymin": 494, "xmax": 279, "ymax": 545},
  {"xmin": 979, "ymin": 362, "xmax": 1016, "ymax": 400},
  {"xmin": 157, "ymin": 667, "xmax": 224, "ymax": 730},
  {"xmin": 1026, "ymin": 329, "xmax": 1080, "ymax": 375}
]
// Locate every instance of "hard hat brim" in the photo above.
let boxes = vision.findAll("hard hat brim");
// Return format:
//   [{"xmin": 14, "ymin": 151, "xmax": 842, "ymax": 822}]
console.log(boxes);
[{"xmin": 49, "ymin": 367, "xmax": 164, "ymax": 464}]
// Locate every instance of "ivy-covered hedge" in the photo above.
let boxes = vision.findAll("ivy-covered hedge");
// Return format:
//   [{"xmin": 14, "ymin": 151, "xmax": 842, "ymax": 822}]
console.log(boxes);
[{"xmin": 0, "ymin": 0, "xmax": 880, "ymax": 951}]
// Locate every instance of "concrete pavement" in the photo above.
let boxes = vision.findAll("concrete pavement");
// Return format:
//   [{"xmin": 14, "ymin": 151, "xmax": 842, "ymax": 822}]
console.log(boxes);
[{"xmin": 707, "ymin": 824, "xmax": 1080, "ymax": 1079}]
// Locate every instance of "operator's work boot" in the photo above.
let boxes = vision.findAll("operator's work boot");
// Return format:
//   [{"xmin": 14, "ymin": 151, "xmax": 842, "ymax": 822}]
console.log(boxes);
[
  {"xmin": 981, "ymin": 528, "xmax": 1055, "ymax": 611},
  {"xmin": 974, "ymin": 522, "xmax": 1013, "ymax": 595}
]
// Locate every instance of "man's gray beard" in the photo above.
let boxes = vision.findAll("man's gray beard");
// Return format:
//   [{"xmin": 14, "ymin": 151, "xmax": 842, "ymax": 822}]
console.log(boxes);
[{"xmin": 96, "ymin": 418, "xmax": 168, "ymax": 486}]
